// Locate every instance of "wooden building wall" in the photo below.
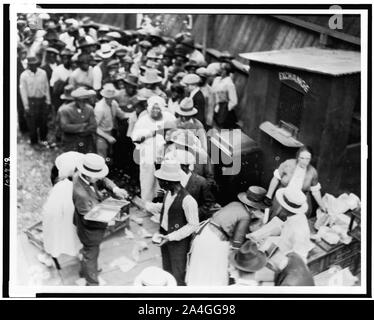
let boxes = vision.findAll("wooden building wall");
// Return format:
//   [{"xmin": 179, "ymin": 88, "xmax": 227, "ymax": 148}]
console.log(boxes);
[{"xmin": 238, "ymin": 62, "xmax": 360, "ymax": 196}]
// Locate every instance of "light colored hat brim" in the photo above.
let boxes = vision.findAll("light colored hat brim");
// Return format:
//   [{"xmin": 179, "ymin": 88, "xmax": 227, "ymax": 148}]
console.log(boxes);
[
  {"xmin": 275, "ymin": 188, "xmax": 308, "ymax": 215},
  {"xmin": 154, "ymin": 169, "xmax": 182, "ymax": 182},
  {"xmin": 133, "ymin": 273, "xmax": 177, "ymax": 286},
  {"xmin": 77, "ymin": 160, "xmax": 109, "ymax": 179},
  {"xmin": 139, "ymin": 75, "xmax": 163, "ymax": 84},
  {"xmin": 97, "ymin": 50, "xmax": 115, "ymax": 59},
  {"xmin": 175, "ymin": 107, "xmax": 198, "ymax": 116},
  {"xmin": 228, "ymin": 250, "xmax": 267, "ymax": 273},
  {"xmin": 237, "ymin": 192, "xmax": 267, "ymax": 210},
  {"xmin": 100, "ymin": 90, "xmax": 118, "ymax": 98},
  {"xmin": 60, "ymin": 94, "xmax": 74, "ymax": 100}
]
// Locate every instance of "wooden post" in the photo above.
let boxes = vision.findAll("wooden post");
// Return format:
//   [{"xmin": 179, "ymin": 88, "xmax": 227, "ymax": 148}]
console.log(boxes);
[{"xmin": 202, "ymin": 15, "xmax": 208, "ymax": 57}]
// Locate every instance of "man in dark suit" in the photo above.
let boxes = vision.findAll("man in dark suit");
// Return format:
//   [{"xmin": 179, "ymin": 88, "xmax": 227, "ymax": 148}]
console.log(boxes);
[
  {"xmin": 182, "ymin": 73, "xmax": 206, "ymax": 124},
  {"xmin": 73, "ymin": 153, "xmax": 128, "ymax": 285},
  {"xmin": 166, "ymin": 149, "xmax": 215, "ymax": 222}
]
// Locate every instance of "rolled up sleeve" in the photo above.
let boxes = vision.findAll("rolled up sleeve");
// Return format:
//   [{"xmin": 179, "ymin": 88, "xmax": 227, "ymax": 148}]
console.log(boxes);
[{"xmin": 167, "ymin": 195, "xmax": 199, "ymax": 242}]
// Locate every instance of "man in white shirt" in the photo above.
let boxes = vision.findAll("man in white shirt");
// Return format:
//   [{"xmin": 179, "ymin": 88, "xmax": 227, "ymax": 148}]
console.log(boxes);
[
  {"xmin": 153, "ymin": 160, "xmax": 199, "ymax": 286},
  {"xmin": 95, "ymin": 83, "xmax": 136, "ymax": 159},
  {"xmin": 19, "ymin": 56, "xmax": 51, "ymax": 146}
]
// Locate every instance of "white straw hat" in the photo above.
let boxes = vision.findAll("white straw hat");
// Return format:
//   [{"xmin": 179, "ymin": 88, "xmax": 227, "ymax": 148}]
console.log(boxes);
[
  {"xmin": 275, "ymin": 187, "xmax": 308, "ymax": 215},
  {"xmin": 133, "ymin": 267, "xmax": 177, "ymax": 286},
  {"xmin": 77, "ymin": 153, "xmax": 109, "ymax": 179},
  {"xmin": 154, "ymin": 159, "xmax": 183, "ymax": 182}
]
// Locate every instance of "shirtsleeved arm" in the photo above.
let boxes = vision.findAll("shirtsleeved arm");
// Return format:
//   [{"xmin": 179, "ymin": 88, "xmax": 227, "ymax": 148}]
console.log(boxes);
[
  {"xmin": 167, "ymin": 195, "xmax": 199, "ymax": 242},
  {"xmin": 227, "ymin": 79, "xmax": 238, "ymax": 111},
  {"xmin": 19, "ymin": 72, "xmax": 30, "ymax": 108},
  {"xmin": 92, "ymin": 66, "xmax": 102, "ymax": 91}
]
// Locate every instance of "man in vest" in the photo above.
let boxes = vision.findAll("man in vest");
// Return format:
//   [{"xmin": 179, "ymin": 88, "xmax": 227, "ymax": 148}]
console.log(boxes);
[
  {"xmin": 165, "ymin": 149, "xmax": 215, "ymax": 222},
  {"xmin": 153, "ymin": 159, "xmax": 199, "ymax": 286}
]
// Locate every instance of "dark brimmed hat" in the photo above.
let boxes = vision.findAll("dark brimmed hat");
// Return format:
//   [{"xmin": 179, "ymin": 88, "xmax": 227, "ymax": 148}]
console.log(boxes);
[
  {"xmin": 27, "ymin": 56, "xmax": 39, "ymax": 65},
  {"xmin": 237, "ymin": 186, "xmax": 268, "ymax": 210},
  {"xmin": 181, "ymin": 37, "xmax": 195, "ymax": 48},
  {"xmin": 184, "ymin": 60, "xmax": 199, "ymax": 70},
  {"xmin": 46, "ymin": 47, "xmax": 60, "ymax": 55},
  {"xmin": 77, "ymin": 36, "xmax": 97, "ymax": 49},
  {"xmin": 139, "ymin": 40, "xmax": 152, "ymax": 48},
  {"xmin": 60, "ymin": 48, "xmax": 74, "ymax": 56},
  {"xmin": 229, "ymin": 240, "xmax": 267, "ymax": 273},
  {"xmin": 124, "ymin": 74, "xmax": 139, "ymax": 87},
  {"xmin": 60, "ymin": 84, "xmax": 74, "ymax": 100}
]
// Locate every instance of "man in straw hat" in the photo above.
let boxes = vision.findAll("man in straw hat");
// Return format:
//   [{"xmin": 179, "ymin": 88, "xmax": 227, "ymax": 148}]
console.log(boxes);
[
  {"xmin": 94, "ymin": 83, "xmax": 136, "ymax": 159},
  {"xmin": 175, "ymin": 97, "xmax": 207, "ymax": 151},
  {"xmin": 182, "ymin": 73, "xmax": 205, "ymax": 124},
  {"xmin": 92, "ymin": 43, "xmax": 116, "ymax": 91},
  {"xmin": 72, "ymin": 153, "xmax": 128, "ymax": 285},
  {"xmin": 185, "ymin": 185, "xmax": 268, "ymax": 286},
  {"xmin": 133, "ymin": 266, "xmax": 177, "ymax": 286},
  {"xmin": 164, "ymin": 149, "xmax": 215, "ymax": 222},
  {"xmin": 151, "ymin": 159, "xmax": 199, "ymax": 286},
  {"xmin": 247, "ymin": 187, "xmax": 314, "ymax": 263},
  {"xmin": 139, "ymin": 68, "xmax": 167, "ymax": 100},
  {"xmin": 58, "ymin": 86, "xmax": 97, "ymax": 153},
  {"xmin": 131, "ymin": 95, "xmax": 176, "ymax": 201},
  {"xmin": 19, "ymin": 56, "xmax": 52, "ymax": 146}
]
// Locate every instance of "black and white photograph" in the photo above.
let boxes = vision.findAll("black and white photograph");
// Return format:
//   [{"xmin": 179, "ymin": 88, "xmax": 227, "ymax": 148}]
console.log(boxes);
[{"xmin": 3, "ymin": 1, "xmax": 370, "ymax": 298}]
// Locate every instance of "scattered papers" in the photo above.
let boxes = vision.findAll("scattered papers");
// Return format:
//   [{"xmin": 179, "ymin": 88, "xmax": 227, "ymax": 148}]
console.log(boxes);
[
  {"xmin": 131, "ymin": 216, "xmax": 144, "ymax": 225},
  {"xmin": 124, "ymin": 228, "xmax": 135, "ymax": 239},
  {"xmin": 110, "ymin": 256, "xmax": 137, "ymax": 273},
  {"xmin": 138, "ymin": 227, "xmax": 152, "ymax": 238},
  {"xmin": 150, "ymin": 214, "xmax": 160, "ymax": 224}
]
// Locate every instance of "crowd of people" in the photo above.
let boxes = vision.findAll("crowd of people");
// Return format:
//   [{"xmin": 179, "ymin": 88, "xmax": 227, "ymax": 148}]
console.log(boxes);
[{"xmin": 18, "ymin": 14, "xmax": 324, "ymax": 287}]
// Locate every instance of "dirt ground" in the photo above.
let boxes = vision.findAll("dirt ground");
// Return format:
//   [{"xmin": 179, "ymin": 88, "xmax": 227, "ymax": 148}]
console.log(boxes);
[{"xmin": 17, "ymin": 132, "xmax": 61, "ymax": 233}]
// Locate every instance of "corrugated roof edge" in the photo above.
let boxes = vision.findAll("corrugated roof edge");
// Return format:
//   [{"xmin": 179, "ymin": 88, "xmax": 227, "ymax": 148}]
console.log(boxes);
[{"xmin": 239, "ymin": 47, "xmax": 360, "ymax": 76}]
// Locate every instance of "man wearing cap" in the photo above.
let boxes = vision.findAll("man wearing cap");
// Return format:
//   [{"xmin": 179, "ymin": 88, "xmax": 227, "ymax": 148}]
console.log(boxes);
[
  {"xmin": 182, "ymin": 73, "xmax": 206, "ymax": 125},
  {"xmin": 19, "ymin": 56, "xmax": 52, "ymax": 146},
  {"xmin": 175, "ymin": 97, "xmax": 208, "ymax": 151},
  {"xmin": 92, "ymin": 43, "xmax": 115, "ymax": 91},
  {"xmin": 73, "ymin": 153, "xmax": 128, "ymax": 285},
  {"xmin": 69, "ymin": 53, "xmax": 94, "ymax": 89},
  {"xmin": 152, "ymin": 160, "xmax": 199, "ymax": 285},
  {"xmin": 94, "ymin": 83, "xmax": 136, "ymax": 159},
  {"xmin": 58, "ymin": 87, "xmax": 97, "ymax": 153},
  {"xmin": 132, "ymin": 95, "xmax": 176, "ymax": 201},
  {"xmin": 165, "ymin": 149, "xmax": 215, "ymax": 222}
]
